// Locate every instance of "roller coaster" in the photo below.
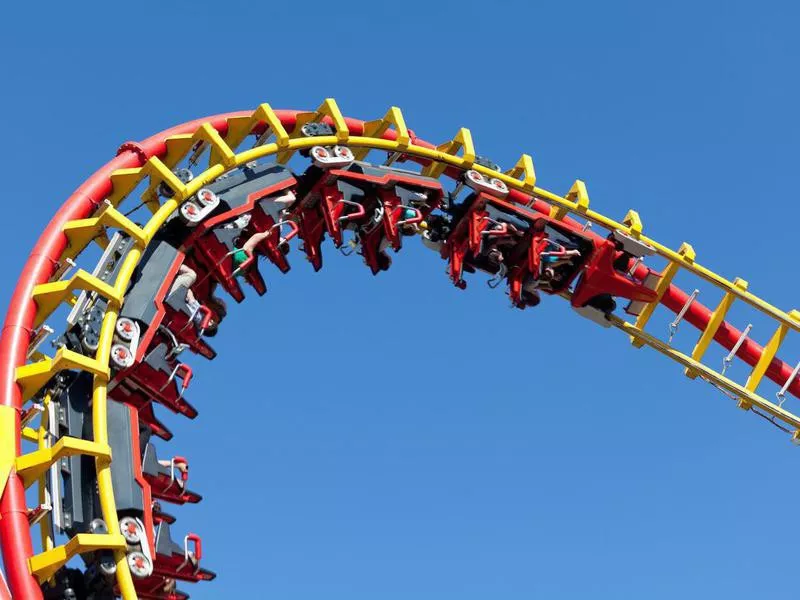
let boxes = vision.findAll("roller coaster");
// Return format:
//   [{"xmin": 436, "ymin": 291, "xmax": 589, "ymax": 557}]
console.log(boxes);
[{"xmin": 0, "ymin": 99, "xmax": 798, "ymax": 599}]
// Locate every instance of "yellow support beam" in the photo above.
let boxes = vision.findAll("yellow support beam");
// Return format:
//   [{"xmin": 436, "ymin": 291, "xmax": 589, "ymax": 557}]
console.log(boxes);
[
  {"xmin": 421, "ymin": 128, "xmax": 475, "ymax": 178},
  {"xmin": 739, "ymin": 313, "xmax": 800, "ymax": 408},
  {"xmin": 277, "ymin": 98, "xmax": 349, "ymax": 164},
  {"xmin": 0, "ymin": 405, "xmax": 15, "ymax": 502},
  {"xmin": 60, "ymin": 204, "xmax": 148, "ymax": 264},
  {"xmin": 29, "ymin": 533, "xmax": 127, "ymax": 583},
  {"xmin": 162, "ymin": 134, "xmax": 195, "ymax": 168},
  {"xmin": 631, "ymin": 242, "xmax": 696, "ymax": 347},
  {"xmin": 16, "ymin": 347, "xmax": 109, "ymax": 402},
  {"xmin": 622, "ymin": 209, "xmax": 643, "ymax": 238},
  {"xmin": 32, "ymin": 270, "xmax": 122, "ymax": 329},
  {"xmin": 224, "ymin": 103, "xmax": 290, "ymax": 154},
  {"xmin": 685, "ymin": 278, "xmax": 748, "ymax": 379},
  {"xmin": 16, "ymin": 436, "xmax": 111, "ymax": 488},
  {"xmin": 196, "ymin": 122, "xmax": 237, "ymax": 169},
  {"xmin": 106, "ymin": 167, "xmax": 145, "ymax": 207},
  {"xmin": 108, "ymin": 155, "xmax": 189, "ymax": 211},
  {"xmin": 616, "ymin": 316, "xmax": 800, "ymax": 430},
  {"xmin": 551, "ymin": 179, "xmax": 589, "ymax": 220},
  {"xmin": 504, "ymin": 154, "xmax": 537, "ymax": 193},
  {"xmin": 21, "ymin": 426, "xmax": 38, "ymax": 443},
  {"xmin": 353, "ymin": 106, "xmax": 410, "ymax": 161}
]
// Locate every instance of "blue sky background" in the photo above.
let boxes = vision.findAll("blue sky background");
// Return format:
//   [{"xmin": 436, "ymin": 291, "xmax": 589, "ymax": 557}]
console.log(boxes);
[{"xmin": 2, "ymin": 1, "xmax": 800, "ymax": 598}]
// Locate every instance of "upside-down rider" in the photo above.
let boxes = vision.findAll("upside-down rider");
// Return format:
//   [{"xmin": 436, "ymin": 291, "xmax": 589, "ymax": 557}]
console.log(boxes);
[{"xmin": 231, "ymin": 191, "xmax": 297, "ymax": 277}]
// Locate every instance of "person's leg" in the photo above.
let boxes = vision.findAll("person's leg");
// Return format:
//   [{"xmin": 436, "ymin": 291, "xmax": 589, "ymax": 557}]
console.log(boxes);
[
  {"xmin": 273, "ymin": 190, "xmax": 296, "ymax": 207},
  {"xmin": 170, "ymin": 265, "xmax": 198, "ymax": 304},
  {"xmin": 241, "ymin": 230, "xmax": 273, "ymax": 254}
]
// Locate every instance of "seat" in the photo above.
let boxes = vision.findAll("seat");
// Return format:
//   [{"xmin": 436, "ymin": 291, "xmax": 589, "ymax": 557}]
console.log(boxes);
[
  {"xmin": 111, "ymin": 343, "xmax": 198, "ymax": 420},
  {"xmin": 151, "ymin": 524, "xmax": 216, "ymax": 584},
  {"xmin": 142, "ymin": 444, "xmax": 201, "ymax": 506}
]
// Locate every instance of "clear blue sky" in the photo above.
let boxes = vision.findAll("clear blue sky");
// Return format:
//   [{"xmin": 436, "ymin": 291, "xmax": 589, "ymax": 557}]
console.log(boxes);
[{"xmin": 2, "ymin": 1, "xmax": 800, "ymax": 598}]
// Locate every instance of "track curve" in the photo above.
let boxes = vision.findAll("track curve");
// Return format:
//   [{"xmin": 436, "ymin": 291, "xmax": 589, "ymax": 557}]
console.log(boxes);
[{"xmin": 1, "ymin": 100, "xmax": 798, "ymax": 599}]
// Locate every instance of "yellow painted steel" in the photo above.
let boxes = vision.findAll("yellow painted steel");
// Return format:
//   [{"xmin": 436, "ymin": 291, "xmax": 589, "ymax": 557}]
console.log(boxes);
[
  {"xmin": 0, "ymin": 405, "xmax": 15, "ymax": 502},
  {"xmin": 352, "ymin": 107, "xmax": 410, "ymax": 161},
  {"xmin": 31, "ymin": 270, "xmax": 122, "ymax": 329},
  {"xmin": 21, "ymin": 426, "xmax": 37, "ymax": 443},
  {"xmin": 107, "ymin": 156, "xmax": 189, "ymax": 208},
  {"xmin": 685, "ymin": 278, "xmax": 748, "ymax": 379},
  {"xmin": 16, "ymin": 347, "xmax": 109, "ymax": 402},
  {"xmin": 504, "ymin": 154, "xmax": 537, "ymax": 193},
  {"xmin": 622, "ymin": 210, "xmax": 643, "ymax": 238},
  {"xmin": 277, "ymin": 98, "xmax": 349, "ymax": 164},
  {"xmin": 28, "ymin": 533, "xmax": 127, "ymax": 583},
  {"xmin": 739, "ymin": 316, "xmax": 797, "ymax": 409},
  {"xmin": 15, "ymin": 436, "xmax": 111, "ymax": 488},
  {"xmin": 10, "ymin": 100, "xmax": 800, "ymax": 600},
  {"xmin": 196, "ymin": 122, "xmax": 237, "ymax": 169},
  {"xmin": 61, "ymin": 205, "xmax": 147, "ymax": 264},
  {"xmin": 614, "ymin": 316, "xmax": 800, "ymax": 429},
  {"xmin": 224, "ymin": 103, "xmax": 290, "ymax": 155},
  {"xmin": 630, "ymin": 242, "xmax": 696, "ymax": 347},
  {"xmin": 551, "ymin": 180, "xmax": 589, "ymax": 220},
  {"xmin": 421, "ymin": 128, "xmax": 475, "ymax": 178}
]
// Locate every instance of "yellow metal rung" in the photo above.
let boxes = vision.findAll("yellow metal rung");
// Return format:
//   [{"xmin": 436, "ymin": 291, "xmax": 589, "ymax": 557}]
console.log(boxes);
[
  {"xmin": 421, "ymin": 128, "xmax": 475, "ymax": 178},
  {"xmin": 504, "ymin": 154, "xmax": 536, "ymax": 193},
  {"xmin": 16, "ymin": 347, "xmax": 109, "ymax": 402},
  {"xmin": 61, "ymin": 205, "xmax": 147, "ymax": 263},
  {"xmin": 685, "ymin": 278, "xmax": 748, "ymax": 379},
  {"xmin": 146, "ymin": 156, "xmax": 189, "ymax": 201},
  {"xmin": 0, "ymin": 406, "xmax": 15, "ymax": 501},
  {"xmin": 631, "ymin": 242, "xmax": 697, "ymax": 347},
  {"xmin": 21, "ymin": 426, "xmax": 37, "ymax": 443},
  {"xmin": 740, "ymin": 313, "xmax": 799, "ymax": 408},
  {"xmin": 622, "ymin": 209, "xmax": 643, "ymax": 238},
  {"xmin": 29, "ymin": 533, "xmax": 126, "ymax": 583},
  {"xmin": 353, "ymin": 106, "xmax": 410, "ymax": 161},
  {"xmin": 16, "ymin": 436, "xmax": 111, "ymax": 488},
  {"xmin": 194, "ymin": 122, "xmax": 236, "ymax": 169},
  {"xmin": 277, "ymin": 98, "xmax": 349, "ymax": 164},
  {"xmin": 32, "ymin": 270, "xmax": 122, "ymax": 329},
  {"xmin": 162, "ymin": 134, "xmax": 196, "ymax": 168},
  {"xmin": 136, "ymin": 154, "xmax": 193, "ymax": 214},
  {"xmin": 107, "ymin": 167, "xmax": 145, "ymax": 207},
  {"xmin": 550, "ymin": 179, "xmax": 589, "ymax": 221},
  {"xmin": 618, "ymin": 316, "xmax": 800, "ymax": 430},
  {"xmin": 226, "ymin": 103, "xmax": 290, "ymax": 153}
]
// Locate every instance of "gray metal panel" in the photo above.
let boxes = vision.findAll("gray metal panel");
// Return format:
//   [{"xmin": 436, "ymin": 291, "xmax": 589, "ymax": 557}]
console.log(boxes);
[
  {"xmin": 107, "ymin": 399, "xmax": 144, "ymax": 513},
  {"xmin": 59, "ymin": 372, "xmax": 97, "ymax": 535},
  {"xmin": 206, "ymin": 163, "xmax": 294, "ymax": 212},
  {"xmin": 352, "ymin": 162, "xmax": 441, "ymax": 187},
  {"xmin": 120, "ymin": 240, "xmax": 180, "ymax": 325}
]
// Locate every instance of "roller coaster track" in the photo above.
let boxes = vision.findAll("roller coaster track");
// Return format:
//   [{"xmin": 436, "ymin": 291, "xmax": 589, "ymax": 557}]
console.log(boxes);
[{"xmin": 0, "ymin": 99, "xmax": 798, "ymax": 599}]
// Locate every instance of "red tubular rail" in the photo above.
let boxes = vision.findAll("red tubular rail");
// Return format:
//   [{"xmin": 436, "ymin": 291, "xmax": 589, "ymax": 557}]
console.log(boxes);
[{"xmin": 1, "ymin": 108, "xmax": 797, "ymax": 599}]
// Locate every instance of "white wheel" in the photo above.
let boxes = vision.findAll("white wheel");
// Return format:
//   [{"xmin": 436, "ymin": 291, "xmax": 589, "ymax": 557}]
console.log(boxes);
[
  {"xmin": 181, "ymin": 201, "xmax": 201, "ymax": 221},
  {"xmin": 127, "ymin": 551, "xmax": 153, "ymax": 579},
  {"xmin": 115, "ymin": 318, "xmax": 136, "ymax": 342},
  {"xmin": 334, "ymin": 145, "xmax": 354, "ymax": 161},
  {"xmin": 311, "ymin": 146, "xmax": 330, "ymax": 160},
  {"xmin": 490, "ymin": 177, "xmax": 508, "ymax": 194},
  {"xmin": 466, "ymin": 169, "xmax": 484, "ymax": 184},
  {"xmin": 196, "ymin": 188, "xmax": 218, "ymax": 206},
  {"xmin": 110, "ymin": 344, "xmax": 134, "ymax": 369},
  {"xmin": 120, "ymin": 516, "xmax": 142, "ymax": 545}
]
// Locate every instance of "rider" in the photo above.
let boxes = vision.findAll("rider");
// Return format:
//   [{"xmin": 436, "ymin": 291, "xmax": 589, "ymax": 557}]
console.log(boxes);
[{"xmin": 231, "ymin": 191, "xmax": 297, "ymax": 277}]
